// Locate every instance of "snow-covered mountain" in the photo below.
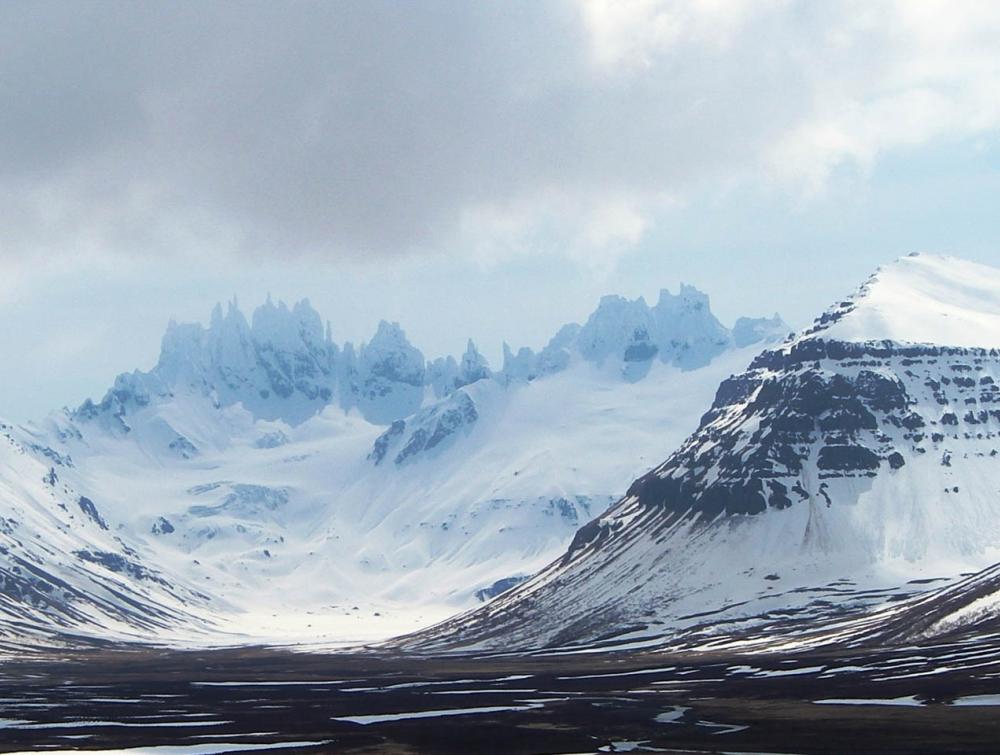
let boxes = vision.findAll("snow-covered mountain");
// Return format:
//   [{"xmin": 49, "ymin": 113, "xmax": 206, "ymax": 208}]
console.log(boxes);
[
  {"xmin": 406, "ymin": 254, "xmax": 1000, "ymax": 652},
  {"xmin": 75, "ymin": 296, "xmax": 427, "ymax": 428},
  {"xmin": 0, "ymin": 421, "xmax": 214, "ymax": 641},
  {"xmin": 71, "ymin": 285, "xmax": 786, "ymax": 434},
  {"xmin": 0, "ymin": 283, "xmax": 785, "ymax": 644}
]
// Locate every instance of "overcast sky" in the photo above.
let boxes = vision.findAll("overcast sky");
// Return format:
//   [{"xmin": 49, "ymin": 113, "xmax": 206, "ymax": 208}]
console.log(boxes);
[{"xmin": 2, "ymin": 0, "xmax": 1000, "ymax": 422}]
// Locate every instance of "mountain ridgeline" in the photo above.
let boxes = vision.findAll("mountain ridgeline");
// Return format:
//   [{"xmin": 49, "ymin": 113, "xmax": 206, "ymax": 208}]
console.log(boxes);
[{"xmin": 73, "ymin": 287, "xmax": 787, "ymax": 430}]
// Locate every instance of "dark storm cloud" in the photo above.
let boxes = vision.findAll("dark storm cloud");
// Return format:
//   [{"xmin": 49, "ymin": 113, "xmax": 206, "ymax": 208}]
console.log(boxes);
[
  {"xmin": 0, "ymin": 1, "xmax": 589, "ymax": 257},
  {"xmin": 1, "ymin": 1, "xmax": 998, "ymax": 261}
]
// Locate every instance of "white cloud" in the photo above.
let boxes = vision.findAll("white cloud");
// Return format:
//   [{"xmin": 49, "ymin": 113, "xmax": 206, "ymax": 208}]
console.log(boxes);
[
  {"xmin": 458, "ymin": 189, "xmax": 673, "ymax": 275},
  {"xmin": 578, "ymin": 0, "xmax": 770, "ymax": 69},
  {"xmin": 1, "ymin": 1, "xmax": 999, "ymax": 272},
  {"xmin": 757, "ymin": 1, "xmax": 1000, "ymax": 190}
]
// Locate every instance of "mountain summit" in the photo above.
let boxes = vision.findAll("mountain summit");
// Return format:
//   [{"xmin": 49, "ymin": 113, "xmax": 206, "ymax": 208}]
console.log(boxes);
[
  {"xmin": 77, "ymin": 297, "xmax": 427, "ymax": 427},
  {"xmin": 801, "ymin": 253, "xmax": 1000, "ymax": 348}
]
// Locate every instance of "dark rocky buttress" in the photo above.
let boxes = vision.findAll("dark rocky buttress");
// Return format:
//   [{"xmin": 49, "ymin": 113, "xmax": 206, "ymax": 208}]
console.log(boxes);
[{"xmin": 623, "ymin": 339, "xmax": 1000, "ymax": 521}]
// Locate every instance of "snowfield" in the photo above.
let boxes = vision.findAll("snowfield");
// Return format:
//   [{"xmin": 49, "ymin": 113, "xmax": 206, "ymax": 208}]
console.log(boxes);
[{"xmin": 801, "ymin": 253, "xmax": 1000, "ymax": 348}]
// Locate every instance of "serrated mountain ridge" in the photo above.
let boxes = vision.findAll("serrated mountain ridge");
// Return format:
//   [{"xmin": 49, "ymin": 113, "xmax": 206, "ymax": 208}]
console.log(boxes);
[{"xmin": 73, "ymin": 283, "xmax": 786, "ymax": 432}]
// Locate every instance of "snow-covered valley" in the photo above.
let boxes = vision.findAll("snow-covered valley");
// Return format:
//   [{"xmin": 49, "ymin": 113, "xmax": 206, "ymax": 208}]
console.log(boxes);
[
  {"xmin": 5, "ymin": 254, "xmax": 1000, "ymax": 658},
  {"xmin": 0, "ymin": 283, "xmax": 785, "ymax": 646}
]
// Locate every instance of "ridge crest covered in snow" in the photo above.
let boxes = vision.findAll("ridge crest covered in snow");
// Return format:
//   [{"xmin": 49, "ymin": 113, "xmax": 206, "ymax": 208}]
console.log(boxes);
[
  {"xmin": 73, "ymin": 285, "xmax": 787, "ymax": 429},
  {"xmin": 798, "ymin": 253, "xmax": 1000, "ymax": 348}
]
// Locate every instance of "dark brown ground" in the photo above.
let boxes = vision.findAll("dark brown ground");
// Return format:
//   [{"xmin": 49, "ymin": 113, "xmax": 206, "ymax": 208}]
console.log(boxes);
[{"xmin": 0, "ymin": 628, "xmax": 998, "ymax": 754}]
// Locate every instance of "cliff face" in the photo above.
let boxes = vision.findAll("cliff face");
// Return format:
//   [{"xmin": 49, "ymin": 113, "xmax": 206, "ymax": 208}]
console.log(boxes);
[{"xmin": 76, "ymin": 298, "xmax": 427, "ymax": 427}]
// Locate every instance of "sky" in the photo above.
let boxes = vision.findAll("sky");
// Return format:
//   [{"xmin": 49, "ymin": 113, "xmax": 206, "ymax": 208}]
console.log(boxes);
[{"xmin": 1, "ymin": 0, "xmax": 999, "ymax": 422}]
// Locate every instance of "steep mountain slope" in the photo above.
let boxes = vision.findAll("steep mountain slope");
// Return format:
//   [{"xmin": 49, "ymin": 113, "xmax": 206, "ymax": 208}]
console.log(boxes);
[
  {"xmin": 0, "ymin": 422, "xmax": 214, "ymax": 643},
  {"xmin": 405, "ymin": 254, "xmax": 1000, "ymax": 652},
  {"xmin": 0, "ymin": 284, "xmax": 785, "ymax": 644},
  {"xmin": 877, "ymin": 560, "xmax": 1000, "ymax": 641},
  {"xmin": 817, "ymin": 559, "xmax": 1000, "ymax": 649}
]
